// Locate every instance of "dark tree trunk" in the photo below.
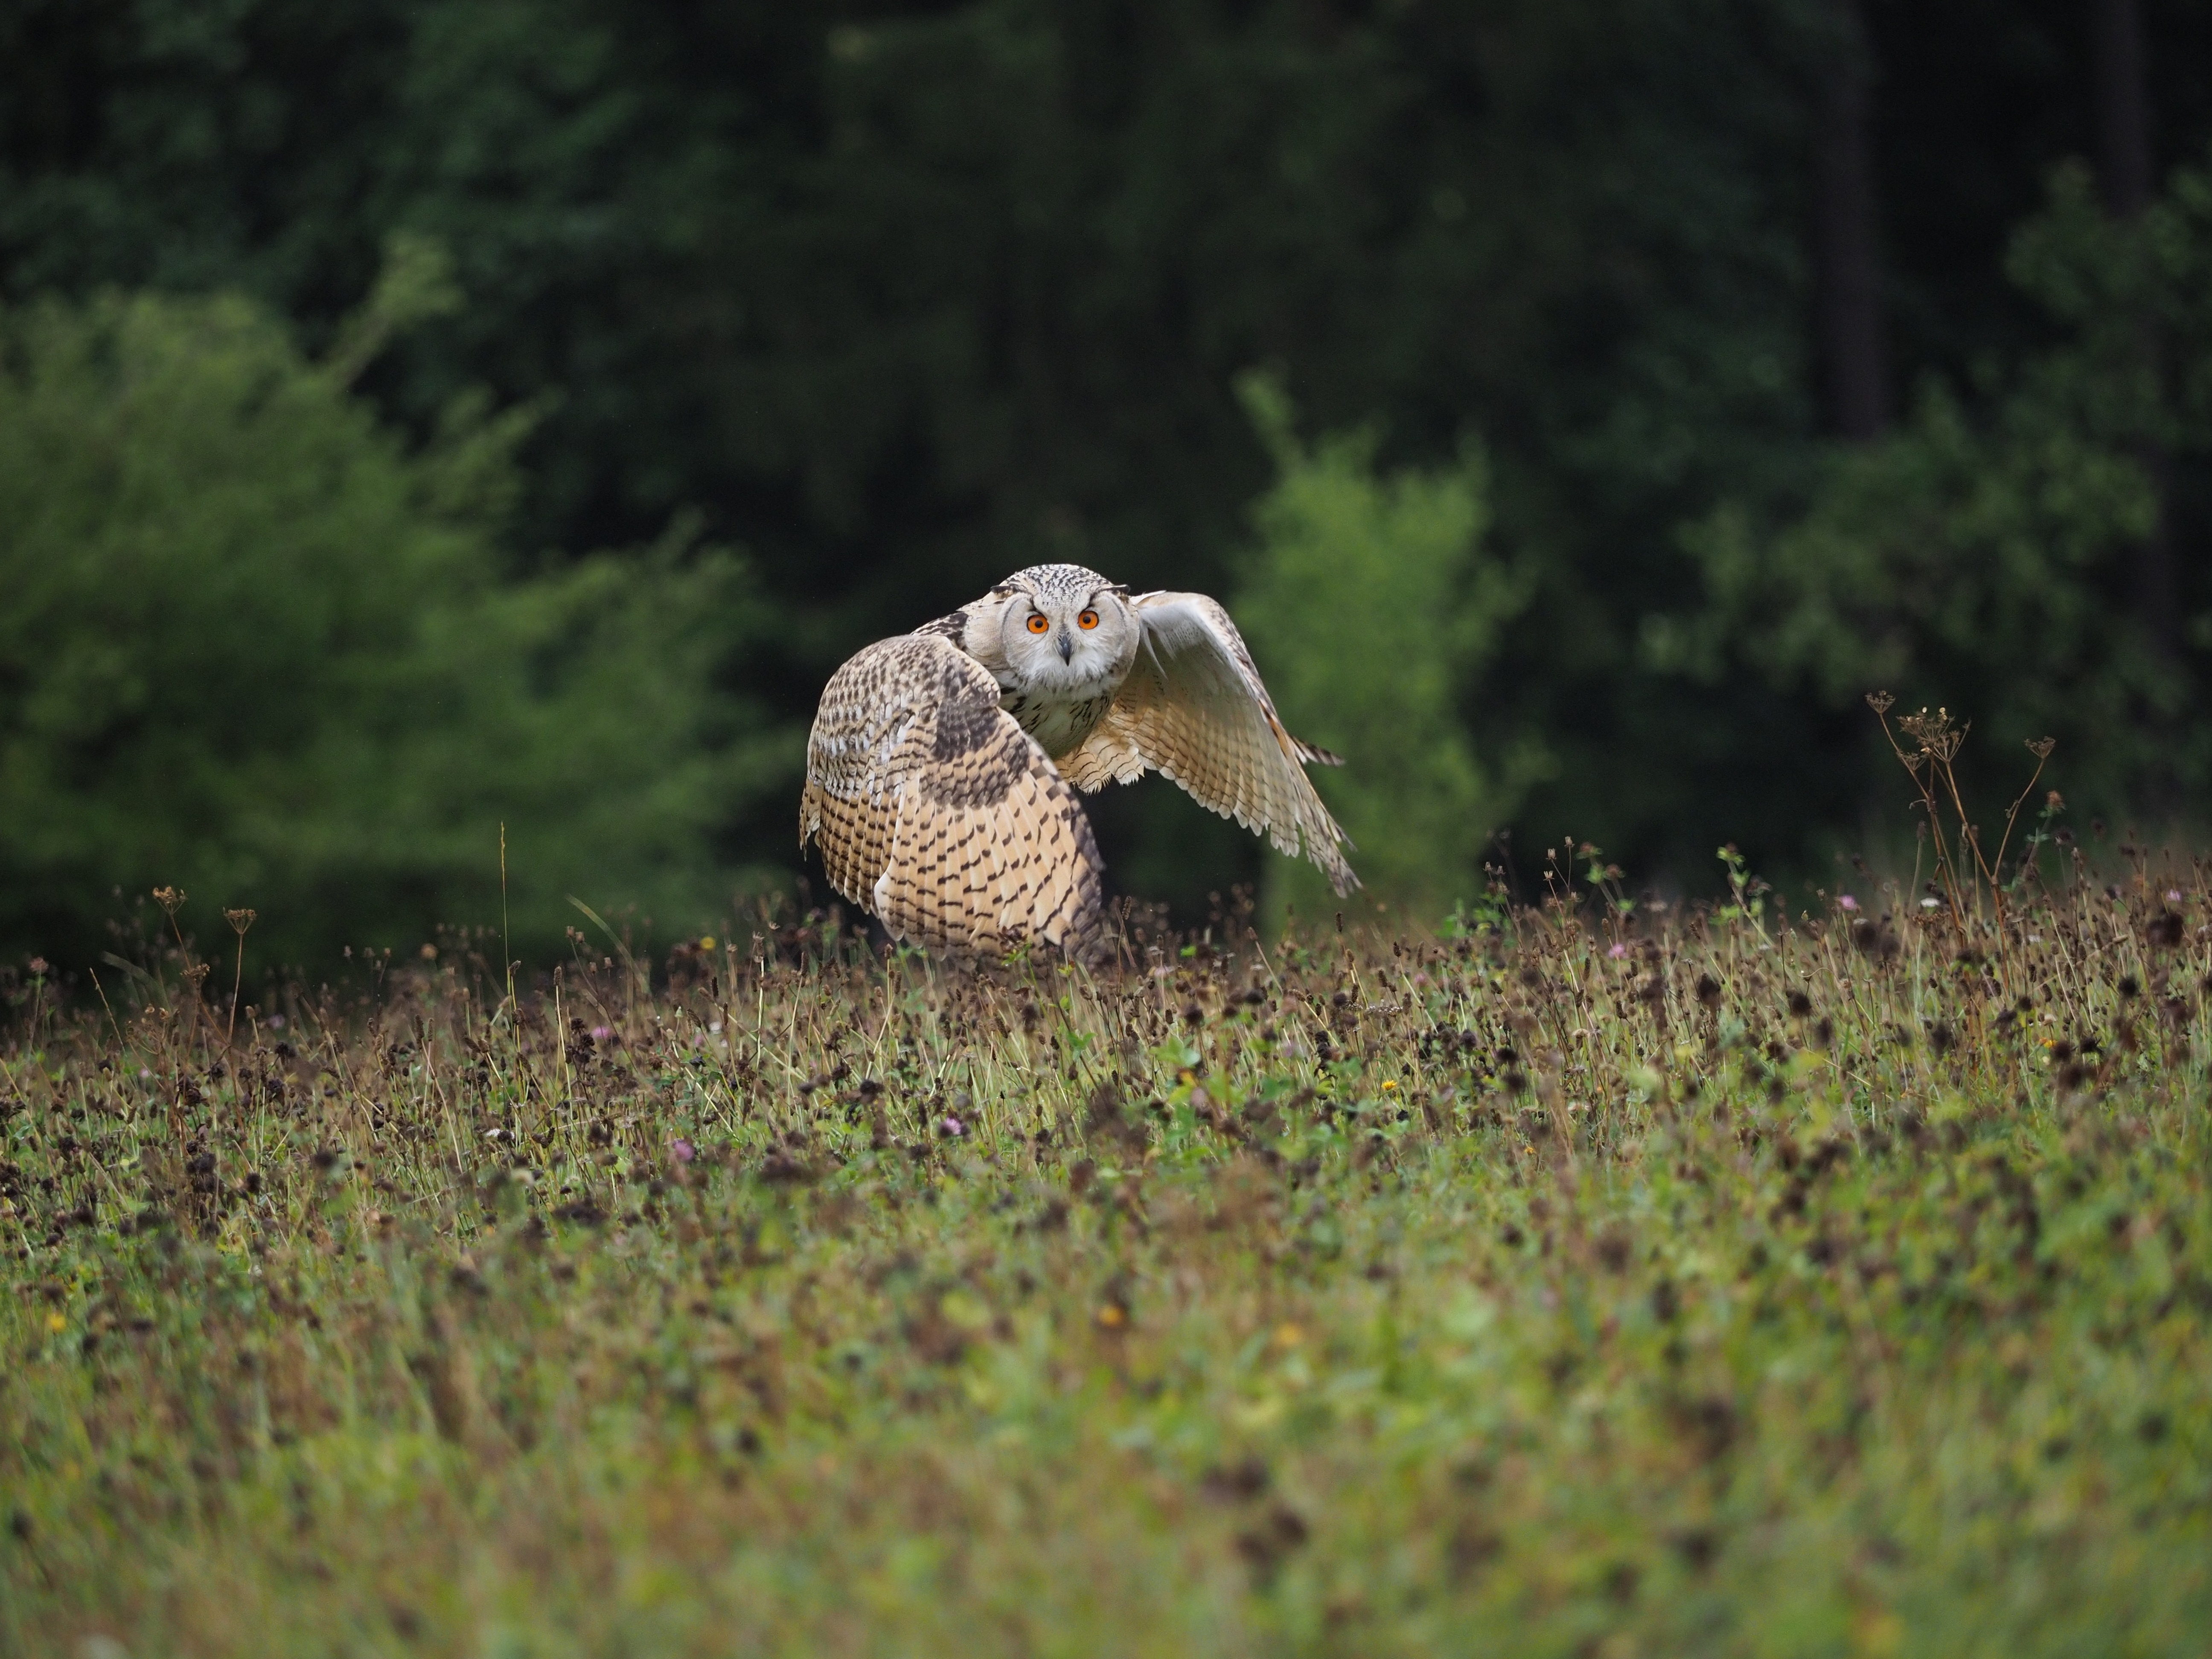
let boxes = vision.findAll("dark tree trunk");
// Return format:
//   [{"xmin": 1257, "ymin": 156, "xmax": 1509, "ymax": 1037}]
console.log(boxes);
[
  {"xmin": 2091, "ymin": 0, "xmax": 2154, "ymax": 215},
  {"xmin": 2090, "ymin": 0, "xmax": 2177, "ymax": 658},
  {"xmin": 1813, "ymin": 0, "xmax": 1888, "ymax": 440}
]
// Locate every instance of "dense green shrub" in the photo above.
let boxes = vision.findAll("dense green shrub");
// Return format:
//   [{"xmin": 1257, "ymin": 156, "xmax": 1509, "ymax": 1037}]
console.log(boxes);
[
  {"xmin": 8, "ymin": 3, "xmax": 2212, "ymax": 900},
  {"xmin": 1651, "ymin": 158, "xmax": 2212, "ymax": 821},
  {"xmin": 0, "ymin": 253, "xmax": 795, "ymax": 973},
  {"xmin": 1232, "ymin": 374, "xmax": 1537, "ymax": 927}
]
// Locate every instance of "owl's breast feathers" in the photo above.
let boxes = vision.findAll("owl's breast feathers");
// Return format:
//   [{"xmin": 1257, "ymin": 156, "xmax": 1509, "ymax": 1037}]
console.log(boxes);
[{"xmin": 1008, "ymin": 692, "xmax": 1118, "ymax": 759}]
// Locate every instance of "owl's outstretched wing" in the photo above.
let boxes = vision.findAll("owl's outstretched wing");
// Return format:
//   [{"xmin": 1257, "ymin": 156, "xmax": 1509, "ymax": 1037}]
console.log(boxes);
[
  {"xmin": 1060, "ymin": 592, "xmax": 1358, "ymax": 896},
  {"xmin": 801, "ymin": 633, "xmax": 1104, "ymax": 956}
]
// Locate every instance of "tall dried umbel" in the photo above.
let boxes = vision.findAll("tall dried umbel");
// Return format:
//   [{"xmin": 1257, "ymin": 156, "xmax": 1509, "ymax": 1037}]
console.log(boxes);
[
  {"xmin": 224, "ymin": 908, "xmax": 256, "ymax": 1047},
  {"xmin": 1867, "ymin": 693, "xmax": 2055, "ymax": 974}
]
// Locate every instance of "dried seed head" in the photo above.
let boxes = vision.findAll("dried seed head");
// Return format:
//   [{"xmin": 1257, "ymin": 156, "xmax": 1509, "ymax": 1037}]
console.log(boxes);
[
  {"xmin": 225, "ymin": 908, "xmax": 256, "ymax": 935},
  {"xmin": 154, "ymin": 886, "xmax": 186, "ymax": 917}
]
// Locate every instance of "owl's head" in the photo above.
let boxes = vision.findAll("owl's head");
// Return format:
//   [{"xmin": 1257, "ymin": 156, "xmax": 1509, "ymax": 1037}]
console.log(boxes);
[{"xmin": 989, "ymin": 564, "xmax": 1136, "ymax": 691}]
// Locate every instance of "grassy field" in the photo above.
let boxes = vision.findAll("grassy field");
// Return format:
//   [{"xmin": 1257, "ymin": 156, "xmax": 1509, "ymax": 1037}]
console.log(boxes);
[{"xmin": 4, "ymin": 859, "xmax": 2211, "ymax": 1657}]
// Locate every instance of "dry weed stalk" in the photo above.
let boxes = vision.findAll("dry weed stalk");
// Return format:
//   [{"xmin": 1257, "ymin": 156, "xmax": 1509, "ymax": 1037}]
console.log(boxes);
[{"xmin": 1866, "ymin": 692, "xmax": 2055, "ymax": 983}]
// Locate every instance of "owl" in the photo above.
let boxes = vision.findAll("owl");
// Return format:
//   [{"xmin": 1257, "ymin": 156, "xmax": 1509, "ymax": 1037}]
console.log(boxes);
[{"xmin": 801, "ymin": 563, "xmax": 1356, "ymax": 956}]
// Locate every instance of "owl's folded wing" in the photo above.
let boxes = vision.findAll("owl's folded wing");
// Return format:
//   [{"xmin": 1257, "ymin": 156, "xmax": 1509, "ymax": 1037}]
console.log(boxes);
[
  {"xmin": 1061, "ymin": 592, "xmax": 1358, "ymax": 896},
  {"xmin": 801, "ymin": 633, "xmax": 1103, "ymax": 956}
]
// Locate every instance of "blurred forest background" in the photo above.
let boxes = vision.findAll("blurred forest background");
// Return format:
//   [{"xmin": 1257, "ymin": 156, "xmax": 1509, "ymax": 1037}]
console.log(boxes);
[{"xmin": 4, "ymin": 0, "xmax": 2212, "ymax": 972}]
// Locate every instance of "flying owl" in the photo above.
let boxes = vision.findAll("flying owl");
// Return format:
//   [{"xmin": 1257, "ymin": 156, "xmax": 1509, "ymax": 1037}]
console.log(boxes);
[{"xmin": 800, "ymin": 563, "xmax": 1356, "ymax": 956}]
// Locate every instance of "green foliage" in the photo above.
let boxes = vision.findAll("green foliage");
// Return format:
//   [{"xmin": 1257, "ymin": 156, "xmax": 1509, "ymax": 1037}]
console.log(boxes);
[
  {"xmin": 6, "ymin": 3, "xmax": 2212, "ymax": 906},
  {"xmin": 1655, "ymin": 157, "xmax": 2212, "ymax": 816},
  {"xmin": 3, "ymin": 886, "xmax": 2210, "ymax": 1653},
  {"xmin": 1232, "ymin": 374, "xmax": 1536, "ymax": 927},
  {"xmin": 0, "ymin": 263, "xmax": 796, "ymax": 971},
  {"xmin": 0, "ymin": 0, "xmax": 1846, "ymax": 898}
]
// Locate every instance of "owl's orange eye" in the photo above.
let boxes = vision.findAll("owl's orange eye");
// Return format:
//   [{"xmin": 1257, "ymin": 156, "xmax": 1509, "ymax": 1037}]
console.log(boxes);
[
  {"xmin": 1077, "ymin": 609, "xmax": 1100, "ymax": 630},
  {"xmin": 1026, "ymin": 614, "xmax": 1050, "ymax": 634}
]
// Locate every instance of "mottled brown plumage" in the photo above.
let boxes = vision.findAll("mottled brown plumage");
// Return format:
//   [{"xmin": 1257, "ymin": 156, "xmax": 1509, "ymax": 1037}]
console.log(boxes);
[
  {"xmin": 800, "ymin": 635, "xmax": 1103, "ymax": 956},
  {"xmin": 802, "ymin": 564, "xmax": 1353, "ymax": 955}
]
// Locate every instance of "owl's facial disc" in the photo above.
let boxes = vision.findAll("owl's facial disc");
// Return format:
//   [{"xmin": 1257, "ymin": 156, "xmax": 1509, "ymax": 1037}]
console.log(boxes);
[{"xmin": 1004, "ymin": 589, "xmax": 1123, "ymax": 693}]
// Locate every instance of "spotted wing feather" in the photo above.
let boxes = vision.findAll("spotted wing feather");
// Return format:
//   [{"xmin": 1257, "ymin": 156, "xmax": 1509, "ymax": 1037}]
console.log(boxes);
[
  {"xmin": 1061, "ymin": 592, "xmax": 1357, "ymax": 895},
  {"xmin": 801, "ymin": 633, "xmax": 1103, "ymax": 956}
]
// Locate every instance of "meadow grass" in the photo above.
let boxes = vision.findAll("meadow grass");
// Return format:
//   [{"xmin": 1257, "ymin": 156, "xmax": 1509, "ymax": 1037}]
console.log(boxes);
[{"xmin": 3, "ymin": 857, "xmax": 2210, "ymax": 1657}]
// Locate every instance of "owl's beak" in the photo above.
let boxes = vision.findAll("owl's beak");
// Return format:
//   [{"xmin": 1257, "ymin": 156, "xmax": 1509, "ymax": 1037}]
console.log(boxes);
[{"xmin": 1057, "ymin": 630, "xmax": 1073, "ymax": 664}]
